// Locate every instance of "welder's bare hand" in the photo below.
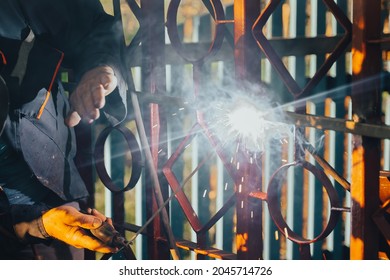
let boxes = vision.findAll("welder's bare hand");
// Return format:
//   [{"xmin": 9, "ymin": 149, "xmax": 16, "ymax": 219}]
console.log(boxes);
[
  {"xmin": 65, "ymin": 66, "xmax": 117, "ymax": 127},
  {"xmin": 41, "ymin": 205, "xmax": 118, "ymax": 253}
]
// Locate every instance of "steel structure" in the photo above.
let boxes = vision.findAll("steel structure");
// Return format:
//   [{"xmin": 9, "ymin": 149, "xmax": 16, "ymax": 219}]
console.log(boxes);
[{"xmin": 75, "ymin": 0, "xmax": 390, "ymax": 260}]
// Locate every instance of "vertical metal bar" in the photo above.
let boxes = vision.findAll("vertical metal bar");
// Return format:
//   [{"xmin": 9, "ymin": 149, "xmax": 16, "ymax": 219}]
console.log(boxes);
[
  {"xmin": 140, "ymin": 0, "xmax": 170, "ymax": 259},
  {"xmin": 332, "ymin": 0, "xmax": 349, "ymax": 260},
  {"xmin": 234, "ymin": 0, "xmax": 262, "ymax": 83},
  {"xmin": 351, "ymin": 0, "xmax": 382, "ymax": 260},
  {"xmin": 74, "ymin": 124, "xmax": 94, "ymax": 260},
  {"xmin": 288, "ymin": 0, "xmax": 306, "ymax": 260},
  {"xmin": 384, "ymin": 94, "xmax": 390, "ymax": 170},
  {"xmin": 324, "ymin": 98, "xmax": 336, "ymax": 255},
  {"xmin": 270, "ymin": 3, "xmax": 289, "ymax": 102},
  {"xmin": 110, "ymin": 131, "xmax": 126, "ymax": 259},
  {"xmin": 196, "ymin": 15, "xmax": 212, "ymax": 259},
  {"xmin": 234, "ymin": 0, "xmax": 263, "ymax": 260}
]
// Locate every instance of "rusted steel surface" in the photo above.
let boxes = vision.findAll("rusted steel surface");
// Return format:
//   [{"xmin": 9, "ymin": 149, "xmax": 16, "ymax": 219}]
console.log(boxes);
[{"xmin": 350, "ymin": 0, "xmax": 382, "ymax": 260}]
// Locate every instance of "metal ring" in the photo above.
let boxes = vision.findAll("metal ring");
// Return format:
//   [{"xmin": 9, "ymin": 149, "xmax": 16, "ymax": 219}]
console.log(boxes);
[
  {"xmin": 267, "ymin": 160, "xmax": 341, "ymax": 244},
  {"xmin": 166, "ymin": 0, "xmax": 226, "ymax": 64},
  {"xmin": 94, "ymin": 124, "xmax": 143, "ymax": 193}
]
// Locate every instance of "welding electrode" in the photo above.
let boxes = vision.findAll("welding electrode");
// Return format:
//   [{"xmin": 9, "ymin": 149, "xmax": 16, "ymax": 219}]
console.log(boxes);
[{"xmin": 90, "ymin": 221, "xmax": 128, "ymax": 248}]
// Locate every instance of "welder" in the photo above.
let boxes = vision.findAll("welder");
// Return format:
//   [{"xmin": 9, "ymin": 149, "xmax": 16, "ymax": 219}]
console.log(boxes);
[{"xmin": 0, "ymin": 0, "xmax": 128, "ymax": 259}]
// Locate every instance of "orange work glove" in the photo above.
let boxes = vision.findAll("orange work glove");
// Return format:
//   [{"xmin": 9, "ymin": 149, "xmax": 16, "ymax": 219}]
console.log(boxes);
[{"xmin": 41, "ymin": 205, "xmax": 118, "ymax": 253}]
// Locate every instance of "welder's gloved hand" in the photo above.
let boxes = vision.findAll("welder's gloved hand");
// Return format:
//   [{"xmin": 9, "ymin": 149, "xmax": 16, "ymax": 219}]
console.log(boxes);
[
  {"xmin": 65, "ymin": 65, "xmax": 118, "ymax": 127},
  {"xmin": 41, "ymin": 205, "xmax": 118, "ymax": 253}
]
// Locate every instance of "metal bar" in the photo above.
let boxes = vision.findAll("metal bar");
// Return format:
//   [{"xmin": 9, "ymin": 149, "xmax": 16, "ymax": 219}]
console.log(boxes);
[
  {"xmin": 74, "ymin": 123, "xmax": 94, "ymax": 260},
  {"xmin": 351, "ymin": 0, "xmax": 382, "ymax": 260},
  {"xmin": 234, "ymin": 0, "xmax": 263, "ymax": 260},
  {"xmin": 285, "ymin": 111, "xmax": 390, "ymax": 139},
  {"xmin": 140, "ymin": 0, "xmax": 178, "ymax": 260}
]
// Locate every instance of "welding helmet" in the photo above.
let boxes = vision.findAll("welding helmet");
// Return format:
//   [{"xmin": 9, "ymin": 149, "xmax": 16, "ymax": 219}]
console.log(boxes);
[{"xmin": 0, "ymin": 75, "xmax": 8, "ymax": 136}]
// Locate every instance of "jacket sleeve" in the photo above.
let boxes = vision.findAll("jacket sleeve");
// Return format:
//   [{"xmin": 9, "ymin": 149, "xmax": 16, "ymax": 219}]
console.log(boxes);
[
  {"xmin": 0, "ymin": 203, "xmax": 51, "ymax": 245},
  {"xmin": 19, "ymin": 0, "xmax": 128, "ymax": 125}
]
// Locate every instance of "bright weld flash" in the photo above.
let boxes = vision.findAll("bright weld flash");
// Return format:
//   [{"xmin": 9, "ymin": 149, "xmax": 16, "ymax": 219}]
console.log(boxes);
[
  {"xmin": 223, "ymin": 100, "xmax": 293, "ymax": 152},
  {"xmin": 227, "ymin": 104, "xmax": 263, "ymax": 142},
  {"xmin": 226, "ymin": 102, "xmax": 270, "ymax": 150}
]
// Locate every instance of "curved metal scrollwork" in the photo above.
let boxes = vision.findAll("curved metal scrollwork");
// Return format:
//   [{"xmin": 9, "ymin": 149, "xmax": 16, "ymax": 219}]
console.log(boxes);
[
  {"xmin": 267, "ymin": 160, "xmax": 342, "ymax": 245},
  {"xmin": 166, "ymin": 0, "xmax": 226, "ymax": 64},
  {"xmin": 94, "ymin": 124, "xmax": 143, "ymax": 193}
]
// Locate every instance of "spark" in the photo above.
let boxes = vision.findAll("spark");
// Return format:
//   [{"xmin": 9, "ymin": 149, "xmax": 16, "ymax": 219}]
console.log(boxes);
[
  {"xmin": 284, "ymin": 227, "xmax": 289, "ymax": 240},
  {"xmin": 224, "ymin": 182, "xmax": 228, "ymax": 190},
  {"xmin": 203, "ymin": 189, "xmax": 207, "ymax": 198}
]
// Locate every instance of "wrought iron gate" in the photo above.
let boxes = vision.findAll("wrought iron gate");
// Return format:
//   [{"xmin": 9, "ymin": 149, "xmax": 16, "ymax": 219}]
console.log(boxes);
[{"xmin": 75, "ymin": 0, "xmax": 390, "ymax": 260}]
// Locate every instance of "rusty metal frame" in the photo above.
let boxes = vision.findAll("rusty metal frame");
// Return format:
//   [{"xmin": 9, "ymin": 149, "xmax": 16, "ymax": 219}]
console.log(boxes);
[
  {"xmin": 87, "ymin": 0, "xmax": 390, "ymax": 260},
  {"xmin": 251, "ymin": 0, "xmax": 352, "ymax": 99}
]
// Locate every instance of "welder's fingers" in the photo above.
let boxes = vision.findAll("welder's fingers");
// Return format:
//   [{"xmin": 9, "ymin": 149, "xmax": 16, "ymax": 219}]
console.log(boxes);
[
  {"xmin": 65, "ymin": 66, "xmax": 117, "ymax": 128},
  {"xmin": 61, "ymin": 227, "xmax": 118, "ymax": 253},
  {"xmin": 65, "ymin": 110, "xmax": 82, "ymax": 128},
  {"xmin": 87, "ymin": 208, "xmax": 115, "ymax": 228},
  {"xmin": 42, "ymin": 205, "xmax": 118, "ymax": 253}
]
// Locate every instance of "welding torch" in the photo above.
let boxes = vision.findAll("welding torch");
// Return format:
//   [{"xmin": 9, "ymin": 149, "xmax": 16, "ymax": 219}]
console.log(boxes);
[{"xmin": 81, "ymin": 210, "xmax": 132, "ymax": 251}]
